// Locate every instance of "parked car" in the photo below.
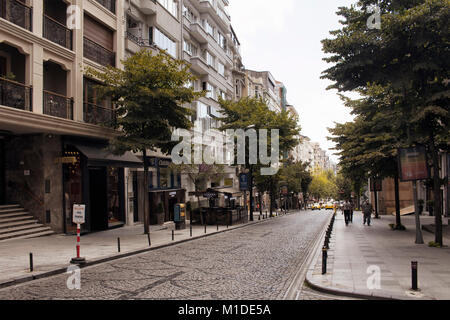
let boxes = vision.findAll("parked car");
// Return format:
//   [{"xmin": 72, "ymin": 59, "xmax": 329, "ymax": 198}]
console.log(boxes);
[
  {"xmin": 312, "ymin": 203, "xmax": 321, "ymax": 211},
  {"xmin": 325, "ymin": 202, "xmax": 334, "ymax": 210}
]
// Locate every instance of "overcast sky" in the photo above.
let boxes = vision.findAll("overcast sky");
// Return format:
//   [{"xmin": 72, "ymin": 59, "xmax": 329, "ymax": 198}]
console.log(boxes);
[{"xmin": 228, "ymin": 0, "xmax": 357, "ymax": 163}]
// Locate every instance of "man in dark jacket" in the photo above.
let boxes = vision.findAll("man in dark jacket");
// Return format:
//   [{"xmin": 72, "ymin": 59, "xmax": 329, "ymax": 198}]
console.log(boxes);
[{"xmin": 362, "ymin": 200, "xmax": 373, "ymax": 226}]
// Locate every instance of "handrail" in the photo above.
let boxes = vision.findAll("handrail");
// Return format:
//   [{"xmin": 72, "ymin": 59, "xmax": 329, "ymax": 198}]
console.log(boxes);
[
  {"xmin": 0, "ymin": 76, "xmax": 31, "ymax": 88},
  {"xmin": 8, "ymin": 181, "xmax": 44, "ymax": 207},
  {"xmin": 43, "ymin": 13, "xmax": 68, "ymax": 30},
  {"xmin": 83, "ymin": 36, "xmax": 114, "ymax": 55},
  {"xmin": 84, "ymin": 101, "xmax": 113, "ymax": 111},
  {"xmin": 43, "ymin": 89, "xmax": 72, "ymax": 100}
]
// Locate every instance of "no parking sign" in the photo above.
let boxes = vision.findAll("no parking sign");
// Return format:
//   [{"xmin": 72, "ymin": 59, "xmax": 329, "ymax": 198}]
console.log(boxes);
[{"xmin": 72, "ymin": 204, "xmax": 85, "ymax": 224}]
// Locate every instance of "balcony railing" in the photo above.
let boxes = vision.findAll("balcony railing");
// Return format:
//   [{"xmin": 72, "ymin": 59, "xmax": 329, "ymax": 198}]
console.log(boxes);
[
  {"xmin": 43, "ymin": 90, "xmax": 73, "ymax": 120},
  {"xmin": 0, "ymin": 77, "xmax": 32, "ymax": 111},
  {"xmin": 94, "ymin": 0, "xmax": 115, "ymax": 14},
  {"xmin": 43, "ymin": 14, "xmax": 73, "ymax": 50},
  {"xmin": 0, "ymin": 0, "xmax": 32, "ymax": 31},
  {"xmin": 83, "ymin": 37, "xmax": 116, "ymax": 67},
  {"xmin": 84, "ymin": 102, "xmax": 115, "ymax": 125}
]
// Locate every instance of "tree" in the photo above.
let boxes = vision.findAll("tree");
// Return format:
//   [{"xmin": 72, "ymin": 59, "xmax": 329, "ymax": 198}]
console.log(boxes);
[
  {"xmin": 279, "ymin": 160, "xmax": 313, "ymax": 209},
  {"xmin": 323, "ymin": 0, "xmax": 450, "ymax": 242},
  {"xmin": 219, "ymin": 97, "xmax": 300, "ymax": 220},
  {"xmin": 309, "ymin": 170, "xmax": 337, "ymax": 201},
  {"xmin": 86, "ymin": 49, "xmax": 204, "ymax": 234}
]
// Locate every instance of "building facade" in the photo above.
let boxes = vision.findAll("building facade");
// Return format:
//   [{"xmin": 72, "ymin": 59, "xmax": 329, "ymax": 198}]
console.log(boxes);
[{"xmin": 0, "ymin": 0, "xmax": 150, "ymax": 237}]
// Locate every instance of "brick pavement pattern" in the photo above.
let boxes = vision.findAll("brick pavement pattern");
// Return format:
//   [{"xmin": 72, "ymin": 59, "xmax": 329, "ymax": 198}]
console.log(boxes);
[{"xmin": 0, "ymin": 211, "xmax": 332, "ymax": 300}]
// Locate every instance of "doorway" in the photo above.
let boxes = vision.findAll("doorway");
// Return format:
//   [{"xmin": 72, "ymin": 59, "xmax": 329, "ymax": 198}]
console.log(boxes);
[
  {"xmin": 0, "ymin": 139, "xmax": 5, "ymax": 205},
  {"xmin": 89, "ymin": 167, "xmax": 108, "ymax": 231}
]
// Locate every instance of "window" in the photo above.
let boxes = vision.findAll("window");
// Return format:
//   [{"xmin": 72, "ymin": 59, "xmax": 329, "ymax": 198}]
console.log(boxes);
[
  {"xmin": 183, "ymin": 41, "xmax": 197, "ymax": 56},
  {"xmin": 203, "ymin": 82, "xmax": 215, "ymax": 99},
  {"xmin": 218, "ymin": 62, "xmax": 225, "ymax": 77},
  {"xmin": 157, "ymin": 0, "xmax": 178, "ymax": 18},
  {"xmin": 205, "ymin": 51, "xmax": 215, "ymax": 68},
  {"xmin": 203, "ymin": 19, "xmax": 214, "ymax": 37},
  {"xmin": 152, "ymin": 27, "xmax": 177, "ymax": 58},
  {"xmin": 218, "ymin": 32, "xmax": 227, "ymax": 50}
]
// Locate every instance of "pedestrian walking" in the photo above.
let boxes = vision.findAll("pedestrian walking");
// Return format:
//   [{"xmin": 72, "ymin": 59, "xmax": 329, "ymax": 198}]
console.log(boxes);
[
  {"xmin": 362, "ymin": 200, "xmax": 373, "ymax": 226},
  {"xmin": 343, "ymin": 201, "xmax": 351, "ymax": 226}
]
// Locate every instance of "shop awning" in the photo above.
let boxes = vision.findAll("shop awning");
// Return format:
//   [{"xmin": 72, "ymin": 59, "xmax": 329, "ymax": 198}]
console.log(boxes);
[
  {"xmin": 213, "ymin": 187, "xmax": 243, "ymax": 197},
  {"xmin": 75, "ymin": 144, "xmax": 143, "ymax": 168}
]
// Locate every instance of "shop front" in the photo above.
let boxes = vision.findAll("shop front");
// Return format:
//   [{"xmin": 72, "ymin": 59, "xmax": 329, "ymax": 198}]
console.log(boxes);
[
  {"xmin": 146, "ymin": 157, "xmax": 185, "ymax": 225},
  {"xmin": 63, "ymin": 139, "xmax": 142, "ymax": 234}
]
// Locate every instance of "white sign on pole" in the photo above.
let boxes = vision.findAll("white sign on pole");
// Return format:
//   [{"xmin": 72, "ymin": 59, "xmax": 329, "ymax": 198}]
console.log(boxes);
[{"xmin": 72, "ymin": 204, "xmax": 86, "ymax": 224}]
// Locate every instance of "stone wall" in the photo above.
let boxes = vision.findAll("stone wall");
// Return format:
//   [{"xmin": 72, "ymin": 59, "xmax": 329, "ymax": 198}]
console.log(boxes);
[{"xmin": 5, "ymin": 134, "xmax": 63, "ymax": 233}]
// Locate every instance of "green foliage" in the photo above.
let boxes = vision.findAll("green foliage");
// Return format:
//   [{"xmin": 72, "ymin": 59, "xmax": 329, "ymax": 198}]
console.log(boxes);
[
  {"xmin": 85, "ymin": 49, "xmax": 205, "ymax": 155},
  {"xmin": 279, "ymin": 161, "xmax": 312, "ymax": 194},
  {"xmin": 309, "ymin": 170, "xmax": 338, "ymax": 200}
]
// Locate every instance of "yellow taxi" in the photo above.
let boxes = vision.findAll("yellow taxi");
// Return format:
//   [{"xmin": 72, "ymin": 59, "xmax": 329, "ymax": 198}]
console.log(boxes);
[
  {"xmin": 325, "ymin": 202, "xmax": 334, "ymax": 210},
  {"xmin": 312, "ymin": 203, "xmax": 321, "ymax": 211}
]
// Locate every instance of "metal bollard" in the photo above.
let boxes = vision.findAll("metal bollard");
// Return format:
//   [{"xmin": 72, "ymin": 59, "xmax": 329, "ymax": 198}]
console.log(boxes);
[
  {"xmin": 190, "ymin": 224, "xmax": 193, "ymax": 237},
  {"xmin": 322, "ymin": 247, "xmax": 328, "ymax": 275},
  {"xmin": 147, "ymin": 233, "xmax": 151, "ymax": 247},
  {"xmin": 117, "ymin": 238, "xmax": 121, "ymax": 253},
  {"xmin": 29, "ymin": 253, "xmax": 33, "ymax": 272},
  {"xmin": 172, "ymin": 230, "xmax": 174, "ymax": 241},
  {"xmin": 412, "ymin": 261, "xmax": 419, "ymax": 291},
  {"xmin": 204, "ymin": 224, "xmax": 207, "ymax": 234},
  {"xmin": 217, "ymin": 224, "xmax": 219, "ymax": 231}
]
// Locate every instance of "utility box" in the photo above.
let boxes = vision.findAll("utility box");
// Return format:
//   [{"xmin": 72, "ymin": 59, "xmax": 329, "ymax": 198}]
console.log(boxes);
[{"xmin": 174, "ymin": 203, "xmax": 186, "ymax": 230}]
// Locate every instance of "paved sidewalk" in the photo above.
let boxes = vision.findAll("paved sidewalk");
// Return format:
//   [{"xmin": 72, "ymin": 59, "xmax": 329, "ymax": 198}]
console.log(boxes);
[
  {"xmin": 306, "ymin": 212, "xmax": 450, "ymax": 300},
  {"xmin": 0, "ymin": 212, "xmax": 284, "ymax": 288}
]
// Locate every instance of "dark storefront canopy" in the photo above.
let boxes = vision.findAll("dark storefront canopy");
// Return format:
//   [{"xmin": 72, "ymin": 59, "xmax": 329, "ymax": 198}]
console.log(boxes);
[{"xmin": 74, "ymin": 144, "xmax": 143, "ymax": 168}]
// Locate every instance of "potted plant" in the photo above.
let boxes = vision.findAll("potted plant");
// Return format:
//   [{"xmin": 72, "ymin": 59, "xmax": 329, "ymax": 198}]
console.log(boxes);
[{"xmin": 156, "ymin": 202, "xmax": 165, "ymax": 225}]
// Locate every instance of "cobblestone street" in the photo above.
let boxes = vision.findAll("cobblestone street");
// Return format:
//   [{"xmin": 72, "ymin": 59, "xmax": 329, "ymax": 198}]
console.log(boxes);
[{"xmin": 0, "ymin": 211, "xmax": 334, "ymax": 300}]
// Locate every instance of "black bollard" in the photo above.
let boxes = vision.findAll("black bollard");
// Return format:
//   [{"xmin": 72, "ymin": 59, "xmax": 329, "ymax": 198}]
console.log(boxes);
[
  {"xmin": 172, "ymin": 230, "xmax": 174, "ymax": 241},
  {"xmin": 190, "ymin": 224, "xmax": 193, "ymax": 237},
  {"xmin": 117, "ymin": 238, "xmax": 121, "ymax": 253},
  {"xmin": 217, "ymin": 224, "xmax": 219, "ymax": 231},
  {"xmin": 29, "ymin": 253, "xmax": 33, "ymax": 272},
  {"xmin": 204, "ymin": 224, "xmax": 207, "ymax": 234},
  {"xmin": 147, "ymin": 233, "xmax": 151, "ymax": 247},
  {"xmin": 322, "ymin": 247, "xmax": 328, "ymax": 275},
  {"xmin": 412, "ymin": 261, "xmax": 419, "ymax": 291}
]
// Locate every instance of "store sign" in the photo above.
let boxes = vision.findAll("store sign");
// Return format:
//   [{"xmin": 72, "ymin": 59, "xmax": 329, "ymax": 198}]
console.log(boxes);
[
  {"xmin": 224, "ymin": 178, "xmax": 234, "ymax": 187},
  {"xmin": 72, "ymin": 204, "xmax": 85, "ymax": 224},
  {"xmin": 398, "ymin": 146, "xmax": 429, "ymax": 182},
  {"xmin": 146, "ymin": 157, "xmax": 172, "ymax": 168},
  {"xmin": 203, "ymin": 191, "xmax": 219, "ymax": 199},
  {"xmin": 239, "ymin": 173, "xmax": 249, "ymax": 191},
  {"xmin": 54, "ymin": 157, "xmax": 77, "ymax": 164}
]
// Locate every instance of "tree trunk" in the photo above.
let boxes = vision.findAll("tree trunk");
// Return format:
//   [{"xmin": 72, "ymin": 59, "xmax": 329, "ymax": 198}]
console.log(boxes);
[
  {"xmin": 374, "ymin": 190, "xmax": 379, "ymax": 219},
  {"xmin": 413, "ymin": 181, "xmax": 424, "ymax": 244},
  {"xmin": 143, "ymin": 149, "xmax": 150, "ymax": 235},
  {"xmin": 430, "ymin": 140, "xmax": 443, "ymax": 246},
  {"xmin": 394, "ymin": 170, "xmax": 402, "ymax": 228},
  {"xmin": 249, "ymin": 166, "xmax": 254, "ymax": 221}
]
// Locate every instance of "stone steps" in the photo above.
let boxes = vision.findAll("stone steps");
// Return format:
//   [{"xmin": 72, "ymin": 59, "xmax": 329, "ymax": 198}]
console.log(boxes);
[{"xmin": 0, "ymin": 205, "xmax": 54, "ymax": 242}]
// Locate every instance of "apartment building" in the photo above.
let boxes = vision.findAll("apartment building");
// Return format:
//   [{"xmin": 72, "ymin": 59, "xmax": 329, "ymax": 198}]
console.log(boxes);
[
  {"xmin": 122, "ymin": 0, "xmax": 245, "ymax": 224},
  {"xmin": 245, "ymin": 69, "xmax": 282, "ymax": 112},
  {"xmin": 0, "ymin": 0, "xmax": 149, "ymax": 238}
]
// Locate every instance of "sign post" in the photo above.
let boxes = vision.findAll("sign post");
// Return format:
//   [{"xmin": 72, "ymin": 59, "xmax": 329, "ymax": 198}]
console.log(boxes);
[
  {"xmin": 70, "ymin": 204, "xmax": 86, "ymax": 265},
  {"xmin": 398, "ymin": 146, "xmax": 429, "ymax": 245}
]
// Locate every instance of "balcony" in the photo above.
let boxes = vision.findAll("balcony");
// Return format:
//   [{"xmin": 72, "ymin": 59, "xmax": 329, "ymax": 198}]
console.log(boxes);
[
  {"xmin": 190, "ymin": 22, "xmax": 208, "ymax": 44},
  {"xmin": 43, "ymin": 14, "xmax": 72, "ymax": 50},
  {"xmin": 190, "ymin": 56, "xmax": 209, "ymax": 76},
  {"xmin": 0, "ymin": 0, "xmax": 32, "ymax": 31},
  {"xmin": 84, "ymin": 102, "xmax": 114, "ymax": 125},
  {"xmin": 84, "ymin": 37, "xmax": 116, "ymax": 67},
  {"xmin": 43, "ymin": 90, "xmax": 73, "ymax": 120},
  {"xmin": 94, "ymin": 0, "xmax": 116, "ymax": 14},
  {"xmin": 0, "ymin": 77, "xmax": 32, "ymax": 111}
]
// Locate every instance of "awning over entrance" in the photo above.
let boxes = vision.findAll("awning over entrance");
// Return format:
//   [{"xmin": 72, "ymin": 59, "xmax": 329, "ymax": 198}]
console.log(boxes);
[
  {"xmin": 75, "ymin": 144, "xmax": 143, "ymax": 168},
  {"xmin": 213, "ymin": 187, "xmax": 243, "ymax": 197}
]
